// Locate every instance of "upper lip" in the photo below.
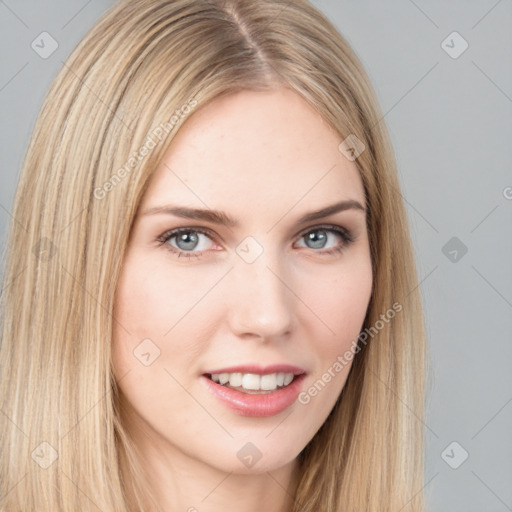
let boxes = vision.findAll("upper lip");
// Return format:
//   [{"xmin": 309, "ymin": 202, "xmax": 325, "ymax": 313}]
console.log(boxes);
[{"xmin": 203, "ymin": 364, "xmax": 306, "ymax": 376}]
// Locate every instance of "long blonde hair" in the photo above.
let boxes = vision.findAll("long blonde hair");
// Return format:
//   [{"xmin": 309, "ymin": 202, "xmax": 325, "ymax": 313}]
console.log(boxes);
[{"xmin": 0, "ymin": 1, "xmax": 428, "ymax": 510}]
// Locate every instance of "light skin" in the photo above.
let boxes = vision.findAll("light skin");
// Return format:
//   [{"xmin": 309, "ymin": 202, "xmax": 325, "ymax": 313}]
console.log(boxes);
[{"xmin": 112, "ymin": 86, "xmax": 373, "ymax": 512}]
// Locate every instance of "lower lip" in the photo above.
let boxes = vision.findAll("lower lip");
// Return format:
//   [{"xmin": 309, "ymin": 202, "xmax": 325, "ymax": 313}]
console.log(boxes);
[{"xmin": 201, "ymin": 374, "xmax": 307, "ymax": 417}]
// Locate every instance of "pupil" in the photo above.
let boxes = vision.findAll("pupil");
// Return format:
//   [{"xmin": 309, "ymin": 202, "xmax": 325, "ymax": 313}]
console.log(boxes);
[
  {"xmin": 307, "ymin": 231, "xmax": 326, "ymax": 249},
  {"xmin": 177, "ymin": 232, "xmax": 198, "ymax": 250}
]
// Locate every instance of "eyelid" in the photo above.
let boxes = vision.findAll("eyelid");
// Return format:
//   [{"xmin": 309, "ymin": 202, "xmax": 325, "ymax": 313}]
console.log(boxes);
[
  {"xmin": 297, "ymin": 223, "xmax": 354, "ymax": 242},
  {"xmin": 157, "ymin": 223, "xmax": 353, "ymax": 241}
]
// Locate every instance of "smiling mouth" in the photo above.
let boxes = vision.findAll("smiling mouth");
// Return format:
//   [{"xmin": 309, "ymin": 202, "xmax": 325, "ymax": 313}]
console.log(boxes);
[{"xmin": 204, "ymin": 372, "xmax": 300, "ymax": 394}]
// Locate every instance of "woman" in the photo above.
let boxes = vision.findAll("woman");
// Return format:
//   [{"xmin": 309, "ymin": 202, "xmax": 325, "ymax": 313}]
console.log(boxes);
[{"xmin": 0, "ymin": 0, "xmax": 428, "ymax": 510}]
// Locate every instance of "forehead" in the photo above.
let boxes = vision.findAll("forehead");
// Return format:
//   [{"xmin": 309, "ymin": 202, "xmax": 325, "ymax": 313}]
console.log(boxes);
[{"xmin": 139, "ymin": 88, "xmax": 365, "ymax": 216}]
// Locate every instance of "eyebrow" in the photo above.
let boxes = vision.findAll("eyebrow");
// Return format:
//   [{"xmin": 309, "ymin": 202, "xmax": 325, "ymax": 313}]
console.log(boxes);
[{"xmin": 141, "ymin": 199, "xmax": 365, "ymax": 227}]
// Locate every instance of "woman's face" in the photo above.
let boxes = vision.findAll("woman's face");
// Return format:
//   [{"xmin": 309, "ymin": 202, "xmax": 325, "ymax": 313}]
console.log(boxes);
[{"xmin": 112, "ymin": 87, "xmax": 373, "ymax": 477}]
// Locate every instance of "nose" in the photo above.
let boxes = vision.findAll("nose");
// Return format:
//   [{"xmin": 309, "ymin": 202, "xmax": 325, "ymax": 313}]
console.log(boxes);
[{"xmin": 227, "ymin": 249, "xmax": 295, "ymax": 341}]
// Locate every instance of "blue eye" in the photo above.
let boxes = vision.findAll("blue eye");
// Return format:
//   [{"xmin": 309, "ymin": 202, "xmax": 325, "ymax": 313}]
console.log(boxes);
[
  {"xmin": 158, "ymin": 227, "xmax": 215, "ymax": 259},
  {"xmin": 296, "ymin": 226, "xmax": 354, "ymax": 254},
  {"xmin": 156, "ymin": 224, "xmax": 355, "ymax": 260}
]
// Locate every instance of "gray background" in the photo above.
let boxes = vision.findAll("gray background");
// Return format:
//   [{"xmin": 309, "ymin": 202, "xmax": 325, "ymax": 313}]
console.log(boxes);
[{"xmin": 1, "ymin": 1, "xmax": 511, "ymax": 510}]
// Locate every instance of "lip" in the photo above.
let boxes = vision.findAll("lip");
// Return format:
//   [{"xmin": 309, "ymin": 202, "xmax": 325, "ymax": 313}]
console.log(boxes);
[
  {"xmin": 200, "ymin": 373, "xmax": 307, "ymax": 417},
  {"xmin": 202, "ymin": 364, "xmax": 306, "ymax": 376}
]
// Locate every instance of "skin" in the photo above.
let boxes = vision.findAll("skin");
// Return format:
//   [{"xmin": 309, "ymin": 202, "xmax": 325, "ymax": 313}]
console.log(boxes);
[{"xmin": 112, "ymin": 86, "xmax": 373, "ymax": 512}]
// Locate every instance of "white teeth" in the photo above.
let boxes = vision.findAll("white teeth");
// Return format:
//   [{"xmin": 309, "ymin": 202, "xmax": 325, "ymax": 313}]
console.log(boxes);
[
  {"xmin": 242, "ymin": 373, "xmax": 261, "ymax": 390},
  {"xmin": 218, "ymin": 373, "xmax": 230, "ymax": 385},
  {"xmin": 260, "ymin": 374, "xmax": 277, "ymax": 391},
  {"xmin": 283, "ymin": 373, "xmax": 294, "ymax": 386},
  {"xmin": 209, "ymin": 372, "xmax": 296, "ymax": 391},
  {"xmin": 228, "ymin": 372, "xmax": 243, "ymax": 387}
]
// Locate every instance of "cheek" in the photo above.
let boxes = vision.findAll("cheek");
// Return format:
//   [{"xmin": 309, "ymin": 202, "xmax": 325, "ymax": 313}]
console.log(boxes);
[
  {"xmin": 114, "ymin": 260, "xmax": 170, "ymax": 334},
  {"xmin": 111, "ymin": 253, "xmax": 218, "ymax": 382},
  {"xmin": 296, "ymin": 254, "xmax": 372, "ymax": 407},
  {"xmin": 305, "ymin": 256, "xmax": 373, "ymax": 344},
  {"xmin": 293, "ymin": 260, "xmax": 372, "ymax": 432},
  {"xmin": 111, "ymin": 256, "xmax": 173, "ymax": 380},
  {"xmin": 113, "ymin": 254, "xmax": 195, "ymax": 345},
  {"xmin": 111, "ymin": 259, "xmax": 203, "ymax": 427}
]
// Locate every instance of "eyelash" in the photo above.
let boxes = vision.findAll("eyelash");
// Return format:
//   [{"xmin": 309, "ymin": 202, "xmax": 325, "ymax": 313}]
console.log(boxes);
[{"xmin": 156, "ymin": 224, "xmax": 355, "ymax": 260}]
